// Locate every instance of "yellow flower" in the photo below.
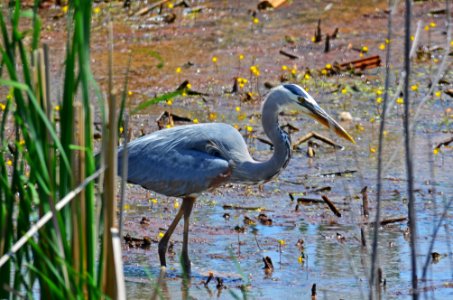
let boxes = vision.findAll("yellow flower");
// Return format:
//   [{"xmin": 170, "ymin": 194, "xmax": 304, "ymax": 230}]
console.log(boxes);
[
  {"xmin": 233, "ymin": 124, "xmax": 240, "ymax": 130},
  {"xmin": 370, "ymin": 117, "xmax": 375, "ymax": 123},
  {"xmin": 209, "ymin": 112, "xmax": 217, "ymax": 121},
  {"xmin": 291, "ymin": 68, "xmax": 297, "ymax": 75},
  {"xmin": 212, "ymin": 56, "xmax": 218, "ymax": 63},
  {"xmin": 119, "ymin": 127, "xmax": 124, "ymax": 134},
  {"xmin": 166, "ymin": 124, "xmax": 173, "ymax": 128},
  {"xmin": 174, "ymin": 201, "xmax": 180, "ymax": 209},
  {"xmin": 376, "ymin": 89, "xmax": 383, "ymax": 96},
  {"xmin": 235, "ymin": 106, "xmax": 241, "ymax": 112},
  {"xmin": 433, "ymin": 148, "xmax": 439, "ymax": 155},
  {"xmin": 6, "ymin": 160, "xmax": 12, "ymax": 166},
  {"xmin": 128, "ymin": 90, "xmax": 133, "ymax": 96},
  {"xmin": 435, "ymin": 91, "xmax": 441, "ymax": 97},
  {"xmin": 62, "ymin": 5, "xmax": 68, "ymax": 13},
  {"xmin": 54, "ymin": 105, "xmax": 60, "ymax": 111},
  {"xmin": 123, "ymin": 204, "xmax": 130, "ymax": 211},
  {"xmin": 410, "ymin": 35, "xmax": 415, "ymax": 41},
  {"xmin": 430, "ymin": 22, "xmax": 436, "ymax": 28},
  {"xmin": 182, "ymin": 92, "xmax": 187, "ymax": 97},
  {"xmin": 281, "ymin": 65, "xmax": 288, "ymax": 71},
  {"xmin": 250, "ymin": 65, "xmax": 260, "ymax": 77},
  {"xmin": 176, "ymin": 67, "xmax": 182, "ymax": 73},
  {"xmin": 246, "ymin": 125, "xmax": 253, "ymax": 132},
  {"xmin": 359, "ymin": 52, "xmax": 364, "ymax": 58},
  {"xmin": 325, "ymin": 64, "xmax": 332, "ymax": 69},
  {"xmin": 304, "ymin": 73, "xmax": 311, "ymax": 80},
  {"xmin": 0, "ymin": 103, "xmax": 5, "ymax": 111},
  {"xmin": 253, "ymin": 17, "xmax": 259, "ymax": 24},
  {"xmin": 93, "ymin": 6, "xmax": 101, "ymax": 14},
  {"xmin": 150, "ymin": 198, "xmax": 158, "ymax": 204},
  {"xmin": 411, "ymin": 84, "xmax": 418, "ymax": 91},
  {"xmin": 396, "ymin": 97, "xmax": 404, "ymax": 105},
  {"xmin": 278, "ymin": 239, "xmax": 286, "ymax": 246},
  {"xmin": 298, "ymin": 255, "xmax": 304, "ymax": 264},
  {"xmin": 369, "ymin": 147, "xmax": 376, "ymax": 153},
  {"xmin": 239, "ymin": 54, "xmax": 244, "ymax": 60},
  {"xmin": 379, "ymin": 43, "xmax": 386, "ymax": 50},
  {"xmin": 341, "ymin": 88, "xmax": 347, "ymax": 94},
  {"xmin": 19, "ymin": 139, "xmax": 25, "ymax": 146},
  {"xmin": 193, "ymin": 118, "xmax": 199, "ymax": 124},
  {"xmin": 424, "ymin": 25, "xmax": 430, "ymax": 31},
  {"xmin": 321, "ymin": 69, "xmax": 327, "ymax": 75},
  {"xmin": 158, "ymin": 232, "xmax": 165, "ymax": 239},
  {"xmin": 166, "ymin": 99, "xmax": 173, "ymax": 106},
  {"xmin": 167, "ymin": 2, "xmax": 174, "ymax": 9},
  {"xmin": 186, "ymin": 83, "xmax": 192, "ymax": 89},
  {"xmin": 376, "ymin": 97, "xmax": 383, "ymax": 104},
  {"xmin": 311, "ymin": 36, "xmax": 316, "ymax": 43},
  {"xmin": 383, "ymin": 130, "xmax": 388, "ymax": 136},
  {"xmin": 356, "ymin": 124, "xmax": 365, "ymax": 131},
  {"xmin": 361, "ymin": 46, "xmax": 368, "ymax": 53},
  {"xmin": 385, "ymin": 39, "xmax": 391, "ymax": 44},
  {"xmin": 433, "ymin": 58, "xmax": 439, "ymax": 63}
]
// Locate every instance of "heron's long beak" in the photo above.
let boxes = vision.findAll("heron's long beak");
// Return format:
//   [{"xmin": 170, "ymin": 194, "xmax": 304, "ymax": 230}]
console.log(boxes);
[{"xmin": 300, "ymin": 99, "xmax": 356, "ymax": 144}]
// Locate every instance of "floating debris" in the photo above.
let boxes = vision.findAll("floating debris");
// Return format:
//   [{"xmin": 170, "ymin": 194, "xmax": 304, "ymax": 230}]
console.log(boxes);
[
  {"xmin": 243, "ymin": 215, "xmax": 256, "ymax": 225},
  {"xmin": 204, "ymin": 271, "xmax": 214, "ymax": 287},
  {"xmin": 223, "ymin": 204, "xmax": 265, "ymax": 211},
  {"xmin": 432, "ymin": 252, "xmax": 442, "ymax": 264},
  {"xmin": 258, "ymin": 213, "xmax": 272, "ymax": 225},
  {"xmin": 234, "ymin": 225, "xmax": 246, "ymax": 233},
  {"xmin": 216, "ymin": 277, "xmax": 225, "ymax": 289},
  {"xmin": 361, "ymin": 186, "xmax": 369, "ymax": 218},
  {"xmin": 279, "ymin": 49, "xmax": 299, "ymax": 59},
  {"xmin": 140, "ymin": 216, "xmax": 151, "ymax": 225},
  {"xmin": 322, "ymin": 195, "xmax": 342, "ymax": 217},
  {"xmin": 293, "ymin": 131, "xmax": 344, "ymax": 150},
  {"xmin": 313, "ymin": 19, "xmax": 322, "ymax": 43},
  {"xmin": 222, "ymin": 213, "xmax": 230, "ymax": 219},
  {"xmin": 263, "ymin": 256, "xmax": 274, "ymax": 273}
]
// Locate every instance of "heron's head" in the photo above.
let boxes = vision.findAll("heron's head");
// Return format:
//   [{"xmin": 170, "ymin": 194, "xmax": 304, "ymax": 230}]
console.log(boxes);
[{"xmin": 281, "ymin": 84, "xmax": 355, "ymax": 143}]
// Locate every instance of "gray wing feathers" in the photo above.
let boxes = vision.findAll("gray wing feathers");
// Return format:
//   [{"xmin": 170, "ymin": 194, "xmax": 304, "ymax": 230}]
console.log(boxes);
[{"xmin": 118, "ymin": 123, "xmax": 251, "ymax": 197}]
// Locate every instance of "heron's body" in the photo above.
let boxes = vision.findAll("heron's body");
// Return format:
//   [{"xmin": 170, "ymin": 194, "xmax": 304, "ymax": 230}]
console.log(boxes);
[{"xmin": 118, "ymin": 84, "xmax": 354, "ymax": 273}]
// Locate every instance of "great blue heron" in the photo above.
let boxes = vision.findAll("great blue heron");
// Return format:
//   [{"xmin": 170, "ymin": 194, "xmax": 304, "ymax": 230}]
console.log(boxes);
[{"xmin": 118, "ymin": 84, "xmax": 354, "ymax": 273}]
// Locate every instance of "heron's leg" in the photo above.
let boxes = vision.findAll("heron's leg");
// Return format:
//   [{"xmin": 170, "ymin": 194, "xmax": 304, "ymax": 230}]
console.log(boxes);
[
  {"xmin": 158, "ymin": 204, "xmax": 184, "ymax": 268},
  {"xmin": 181, "ymin": 197, "xmax": 195, "ymax": 274}
]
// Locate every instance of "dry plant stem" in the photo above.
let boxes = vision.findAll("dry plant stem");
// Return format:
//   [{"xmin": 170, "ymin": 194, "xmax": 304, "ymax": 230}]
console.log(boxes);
[
  {"xmin": 102, "ymin": 90, "xmax": 118, "ymax": 298},
  {"xmin": 370, "ymin": 0, "xmax": 394, "ymax": 298},
  {"xmin": 111, "ymin": 228, "xmax": 126, "ymax": 300},
  {"xmin": 118, "ymin": 114, "xmax": 129, "ymax": 238},
  {"xmin": 33, "ymin": 47, "xmax": 70, "ymax": 287},
  {"xmin": 0, "ymin": 168, "xmax": 105, "ymax": 268},
  {"xmin": 403, "ymin": 1, "xmax": 418, "ymax": 298}
]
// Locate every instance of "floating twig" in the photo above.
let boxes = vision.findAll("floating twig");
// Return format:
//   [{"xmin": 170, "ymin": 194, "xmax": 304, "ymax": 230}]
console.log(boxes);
[
  {"xmin": 364, "ymin": 216, "xmax": 407, "ymax": 226},
  {"xmin": 223, "ymin": 204, "xmax": 265, "ymax": 211},
  {"xmin": 434, "ymin": 136, "xmax": 453, "ymax": 150},
  {"xmin": 297, "ymin": 197, "xmax": 324, "ymax": 204},
  {"xmin": 321, "ymin": 195, "xmax": 342, "ymax": 217},
  {"xmin": 293, "ymin": 131, "xmax": 344, "ymax": 150},
  {"xmin": 279, "ymin": 49, "xmax": 299, "ymax": 59},
  {"xmin": 361, "ymin": 186, "xmax": 369, "ymax": 218}
]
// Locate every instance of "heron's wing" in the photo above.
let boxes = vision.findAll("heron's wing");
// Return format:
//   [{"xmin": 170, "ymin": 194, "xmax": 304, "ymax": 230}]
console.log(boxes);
[{"xmin": 118, "ymin": 123, "xmax": 248, "ymax": 197}]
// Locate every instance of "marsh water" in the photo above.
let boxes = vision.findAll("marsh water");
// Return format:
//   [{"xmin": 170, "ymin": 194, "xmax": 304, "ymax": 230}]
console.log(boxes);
[{"xmin": 38, "ymin": 0, "xmax": 453, "ymax": 299}]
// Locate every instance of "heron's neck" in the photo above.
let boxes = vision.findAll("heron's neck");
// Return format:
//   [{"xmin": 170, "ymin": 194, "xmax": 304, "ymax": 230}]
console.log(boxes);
[{"xmin": 244, "ymin": 96, "xmax": 291, "ymax": 183}]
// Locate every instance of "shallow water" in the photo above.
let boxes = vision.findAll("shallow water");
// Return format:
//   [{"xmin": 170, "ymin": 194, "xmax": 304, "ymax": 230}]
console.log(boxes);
[{"xmin": 38, "ymin": 0, "xmax": 453, "ymax": 298}]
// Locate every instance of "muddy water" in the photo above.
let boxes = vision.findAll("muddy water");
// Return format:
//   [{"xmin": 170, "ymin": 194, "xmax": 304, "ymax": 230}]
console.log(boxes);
[{"xmin": 40, "ymin": 0, "xmax": 453, "ymax": 299}]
